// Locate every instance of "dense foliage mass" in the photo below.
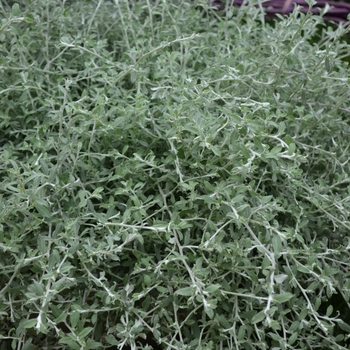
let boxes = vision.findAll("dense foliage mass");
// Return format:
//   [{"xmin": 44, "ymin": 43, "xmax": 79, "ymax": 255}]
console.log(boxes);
[{"xmin": 0, "ymin": 0, "xmax": 350, "ymax": 349}]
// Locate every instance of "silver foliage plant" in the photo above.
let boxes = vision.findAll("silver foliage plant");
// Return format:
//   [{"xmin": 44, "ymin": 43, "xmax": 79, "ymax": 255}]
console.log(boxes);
[{"xmin": 0, "ymin": 0, "xmax": 349, "ymax": 349}]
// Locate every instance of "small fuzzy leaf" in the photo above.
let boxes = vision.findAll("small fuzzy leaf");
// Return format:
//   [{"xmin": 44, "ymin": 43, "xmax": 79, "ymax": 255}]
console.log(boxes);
[
  {"xmin": 12, "ymin": 3, "xmax": 21, "ymax": 16},
  {"xmin": 35, "ymin": 203, "xmax": 51, "ymax": 218},
  {"xmin": 251, "ymin": 311, "xmax": 265, "ymax": 324},
  {"xmin": 78, "ymin": 327, "xmax": 93, "ymax": 339},
  {"xmin": 175, "ymin": 286, "xmax": 194, "ymax": 296},
  {"xmin": 273, "ymin": 292, "xmax": 294, "ymax": 303},
  {"xmin": 105, "ymin": 335, "xmax": 119, "ymax": 346},
  {"xmin": 338, "ymin": 321, "xmax": 350, "ymax": 333},
  {"xmin": 23, "ymin": 319, "xmax": 37, "ymax": 329},
  {"xmin": 58, "ymin": 337, "xmax": 80, "ymax": 350},
  {"xmin": 205, "ymin": 306, "xmax": 214, "ymax": 319},
  {"xmin": 205, "ymin": 284, "xmax": 221, "ymax": 293}
]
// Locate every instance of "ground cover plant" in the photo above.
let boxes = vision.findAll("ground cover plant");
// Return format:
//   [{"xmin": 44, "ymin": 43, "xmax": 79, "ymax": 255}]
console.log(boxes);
[{"xmin": 1, "ymin": 0, "xmax": 350, "ymax": 349}]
